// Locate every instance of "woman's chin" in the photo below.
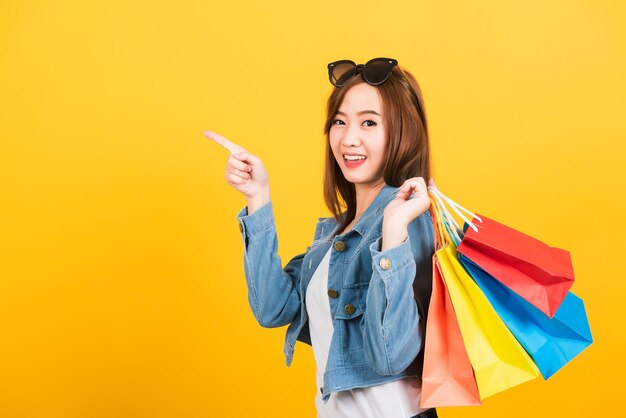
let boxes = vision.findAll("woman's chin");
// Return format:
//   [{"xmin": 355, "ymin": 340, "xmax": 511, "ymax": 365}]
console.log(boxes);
[
  {"xmin": 342, "ymin": 174, "xmax": 363, "ymax": 183},
  {"xmin": 343, "ymin": 176, "xmax": 372, "ymax": 186}
]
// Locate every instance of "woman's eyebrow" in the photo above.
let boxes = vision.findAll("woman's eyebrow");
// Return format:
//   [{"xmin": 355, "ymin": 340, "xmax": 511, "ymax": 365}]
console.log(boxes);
[{"xmin": 336, "ymin": 110, "xmax": 381, "ymax": 116}]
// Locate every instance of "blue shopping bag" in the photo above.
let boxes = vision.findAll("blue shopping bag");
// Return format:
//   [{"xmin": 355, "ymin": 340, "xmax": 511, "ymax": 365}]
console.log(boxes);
[{"xmin": 457, "ymin": 252, "xmax": 593, "ymax": 379}]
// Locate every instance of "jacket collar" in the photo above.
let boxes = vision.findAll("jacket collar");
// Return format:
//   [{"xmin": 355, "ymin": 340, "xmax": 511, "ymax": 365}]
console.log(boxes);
[{"xmin": 317, "ymin": 183, "xmax": 400, "ymax": 238}]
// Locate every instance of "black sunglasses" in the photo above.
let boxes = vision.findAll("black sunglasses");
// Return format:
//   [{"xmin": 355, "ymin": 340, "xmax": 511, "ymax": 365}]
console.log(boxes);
[{"xmin": 327, "ymin": 57, "xmax": 398, "ymax": 87}]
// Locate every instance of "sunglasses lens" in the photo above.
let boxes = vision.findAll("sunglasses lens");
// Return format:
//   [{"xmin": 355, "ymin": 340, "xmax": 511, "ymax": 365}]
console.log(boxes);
[
  {"xmin": 364, "ymin": 59, "xmax": 395, "ymax": 85},
  {"xmin": 330, "ymin": 62, "xmax": 357, "ymax": 86}
]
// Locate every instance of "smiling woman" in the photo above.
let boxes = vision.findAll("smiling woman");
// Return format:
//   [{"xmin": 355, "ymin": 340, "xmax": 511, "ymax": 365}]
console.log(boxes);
[
  {"xmin": 305, "ymin": 59, "xmax": 434, "ymax": 418},
  {"xmin": 215, "ymin": 57, "xmax": 436, "ymax": 418}
]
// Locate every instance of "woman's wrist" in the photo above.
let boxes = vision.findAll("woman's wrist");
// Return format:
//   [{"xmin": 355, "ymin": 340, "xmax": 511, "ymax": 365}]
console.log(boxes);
[
  {"xmin": 381, "ymin": 221, "xmax": 409, "ymax": 251},
  {"xmin": 246, "ymin": 189, "xmax": 271, "ymax": 215}
]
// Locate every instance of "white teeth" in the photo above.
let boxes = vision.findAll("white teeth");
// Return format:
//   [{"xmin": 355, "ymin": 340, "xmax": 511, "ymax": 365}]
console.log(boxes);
[{"xmin": 344, "ymin": 155, "xmax": 366, "ymax": 161}]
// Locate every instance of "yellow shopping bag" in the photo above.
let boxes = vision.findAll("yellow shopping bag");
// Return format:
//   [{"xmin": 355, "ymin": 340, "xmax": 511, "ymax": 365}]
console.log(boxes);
[{"xmin": 437, "ymin": 242, "xmax": 541, "ymax": 400}]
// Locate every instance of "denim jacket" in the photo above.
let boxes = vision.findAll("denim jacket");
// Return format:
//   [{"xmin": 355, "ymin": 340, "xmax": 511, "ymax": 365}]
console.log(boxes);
[{"xmin": 235, "ymin": 183, "xmax": 435, "ymax": 402}]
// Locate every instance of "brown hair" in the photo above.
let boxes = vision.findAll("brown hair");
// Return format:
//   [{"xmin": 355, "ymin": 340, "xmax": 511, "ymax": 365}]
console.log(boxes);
[{"xmin": 321, "ymin": 64, "xmax": 431, "ymax": 235}]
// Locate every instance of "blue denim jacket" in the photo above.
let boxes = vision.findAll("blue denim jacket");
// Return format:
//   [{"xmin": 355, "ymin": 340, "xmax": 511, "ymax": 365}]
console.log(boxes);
[{"xmin": 236, "ymin": 184, "xmax": 435, "ymax": 402}]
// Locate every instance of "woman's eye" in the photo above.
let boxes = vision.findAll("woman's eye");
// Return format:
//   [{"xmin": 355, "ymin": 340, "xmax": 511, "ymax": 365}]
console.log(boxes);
[{"xmin": 332, "ymin": 119, "xmax": 377, "ymax": 126}]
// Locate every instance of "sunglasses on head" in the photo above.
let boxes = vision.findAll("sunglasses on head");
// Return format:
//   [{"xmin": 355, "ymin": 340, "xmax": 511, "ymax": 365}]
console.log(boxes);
[{"xmin": 327, "ymin": 57, "xmax": 398, "ymax": 87}]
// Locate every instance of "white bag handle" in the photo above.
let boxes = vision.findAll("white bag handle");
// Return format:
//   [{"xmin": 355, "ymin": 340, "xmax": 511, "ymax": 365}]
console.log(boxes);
[
  {"xmin": 427, "ymin": 186, "xmax": 481, "ymax": 233},
  {"xmin": 428, "ymin": 188, "xmax": 463, "ymax": 243}
]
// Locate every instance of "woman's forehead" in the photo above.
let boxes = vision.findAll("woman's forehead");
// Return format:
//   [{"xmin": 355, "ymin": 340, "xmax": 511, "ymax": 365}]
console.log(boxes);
[{"xmin": 338, "ymin": 83, "xmax": 383, "ymax": 115}]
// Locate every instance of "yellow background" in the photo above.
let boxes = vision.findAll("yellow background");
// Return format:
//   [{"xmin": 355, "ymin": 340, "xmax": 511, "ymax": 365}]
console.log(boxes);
[{"xmin": 1, "ymin": 0, "xmax": 624, "ymax": 416}]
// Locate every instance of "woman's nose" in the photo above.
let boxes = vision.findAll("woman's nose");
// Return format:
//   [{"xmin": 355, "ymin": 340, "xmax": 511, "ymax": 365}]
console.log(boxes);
[{"xmin": 342, "ymin": 124, "xmax": 361, "ymax": 146}]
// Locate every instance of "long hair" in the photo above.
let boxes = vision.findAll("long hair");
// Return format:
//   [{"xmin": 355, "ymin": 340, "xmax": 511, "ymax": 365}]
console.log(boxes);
[{"xmin": 322, "ymin": 64, "xmax": 431, "ymax": 235}]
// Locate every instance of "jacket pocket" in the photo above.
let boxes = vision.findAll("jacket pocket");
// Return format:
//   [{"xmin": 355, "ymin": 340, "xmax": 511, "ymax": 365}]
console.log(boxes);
[{"xmin": 334, "ymin": 282, "xmax": 369, "ymax": 320}]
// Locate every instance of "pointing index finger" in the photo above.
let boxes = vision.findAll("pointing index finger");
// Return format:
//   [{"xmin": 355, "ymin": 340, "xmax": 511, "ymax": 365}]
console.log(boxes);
[{"xmin": 203, "ymin": 130, "xmax": 246, "ymax": 154}]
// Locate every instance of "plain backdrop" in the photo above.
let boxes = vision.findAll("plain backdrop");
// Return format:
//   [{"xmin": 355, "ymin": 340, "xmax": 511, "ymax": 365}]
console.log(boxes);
[{"xmin": 1, "ymin": 1, "xmax": 624, "ymax": 417}]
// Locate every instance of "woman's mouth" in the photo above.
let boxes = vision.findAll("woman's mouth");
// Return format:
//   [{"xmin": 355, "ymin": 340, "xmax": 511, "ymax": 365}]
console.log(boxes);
[{"xmin": 343, "ymin": 155, "xmax": 367, "ymax": 169}]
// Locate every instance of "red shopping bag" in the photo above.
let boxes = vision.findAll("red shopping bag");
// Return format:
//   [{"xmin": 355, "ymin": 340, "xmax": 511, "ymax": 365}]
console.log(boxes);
[
  {"xmin": 457, "ymin": 214, "xmax": 574, "ymax": 318},
  {"xmin": 420, "ymin": 255, "xmax": 481, "ymax": 408}
]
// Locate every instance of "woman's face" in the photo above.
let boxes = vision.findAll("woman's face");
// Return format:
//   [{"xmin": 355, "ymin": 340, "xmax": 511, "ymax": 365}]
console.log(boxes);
[{"xmin": 329, "ymin": 82, "xmax": 387, "ymax": 187}]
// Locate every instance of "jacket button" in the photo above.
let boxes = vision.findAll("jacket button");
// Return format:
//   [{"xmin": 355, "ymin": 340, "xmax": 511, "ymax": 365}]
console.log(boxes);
[
  {"xmin": 379, "ymin": 257, "xmax": 391, "ymax": 270},
  {"xmin": 239, "ymin": 223, "xmax": 243, "ymax": 233},
  {"xmin": 320, "ymin": 386, "xmax": 323, "ymax": 394},
  {"xmin": 344, "ymin": 304, "xmax": 356, "ymax": 315},
  {"xmin": 327, "ymin": 289, "xmax": 339, "ymax": 299},
  {"xmin": 333, "ymin": 241, "xmax": 346, "ymax": 252}
]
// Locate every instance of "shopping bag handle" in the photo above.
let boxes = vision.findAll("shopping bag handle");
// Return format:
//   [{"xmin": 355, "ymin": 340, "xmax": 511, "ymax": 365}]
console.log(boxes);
[
  {"xmin": 429, "ymin": 195, "xmax": 446, "ymax": 250},
  {"xmin": 428, "ymin": 186, "xmax": 481, "ymax": 233},
  {"xmin": 429, "ymin": 192, "xmax": 461, "ymax": 247},
  {"xmin": 428, "ymin": 189, "xmax": 463, "ymax": 245}
]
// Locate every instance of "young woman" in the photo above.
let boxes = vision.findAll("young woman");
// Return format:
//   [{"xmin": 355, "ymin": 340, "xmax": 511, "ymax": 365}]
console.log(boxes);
[{"xmin": 207, "ymin": 57, "xmax": 437, "ymax": 418}]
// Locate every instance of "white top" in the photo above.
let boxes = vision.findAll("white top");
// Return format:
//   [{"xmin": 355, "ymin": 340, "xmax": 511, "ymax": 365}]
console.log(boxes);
[{"xmin": 305, "ymin": 246, "xmax": 425, "ymax": 418}]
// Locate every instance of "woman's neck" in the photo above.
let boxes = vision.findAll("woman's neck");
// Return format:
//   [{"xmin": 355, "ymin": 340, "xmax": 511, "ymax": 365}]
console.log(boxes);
[
  {"xmin": 353, "ymin": 180, "xmax": 386, "ymax": 219},
  {"xmin": 339, "ymin": 180, "xmax": 386, "ymax": 235}
]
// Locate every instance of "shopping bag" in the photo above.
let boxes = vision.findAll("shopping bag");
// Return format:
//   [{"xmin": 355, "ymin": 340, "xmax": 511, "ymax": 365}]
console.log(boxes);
[
  {"xmin": 457, "ymin": 215, "xmax": 575, "ymax": 318},
  {"xmin": 420, "ymin": 254, "xmax": 481, "ymax": 408},
  {"xmin": 458, "ymin": 252, "xmax": 593, "ymax": 379},
  {"xmin": 437, "ymin": 242, "xmax": 542, "ymax": 400}
]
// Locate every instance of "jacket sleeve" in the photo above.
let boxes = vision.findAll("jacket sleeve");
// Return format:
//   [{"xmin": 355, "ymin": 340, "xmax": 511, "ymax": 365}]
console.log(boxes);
[
  {"xmin": 360, "ymin": 209, "xmax": 434, "ymax": 376},
  {"xmin": 236, "ymin": 200, "xmax": 305, "ymax": 328}
]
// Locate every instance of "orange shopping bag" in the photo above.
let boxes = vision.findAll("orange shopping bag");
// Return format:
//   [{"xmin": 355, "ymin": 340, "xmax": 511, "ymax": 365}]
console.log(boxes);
[{"xmin": 420, "ymin": 251, "xmax": 481, "ymax": 408}]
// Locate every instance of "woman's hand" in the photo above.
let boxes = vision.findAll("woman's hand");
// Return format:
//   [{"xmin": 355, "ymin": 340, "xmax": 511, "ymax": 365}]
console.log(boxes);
[
  {"xmin": 204, "ymin": 130, "xmax": 270, "ymax": 202},
  {"xmin": 383, "ymin": 177, "xmax": 431, "ymax": 226},
  {"xmin": 380, "ymin": 177, "xmax": 432, "ymax": 250}
]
